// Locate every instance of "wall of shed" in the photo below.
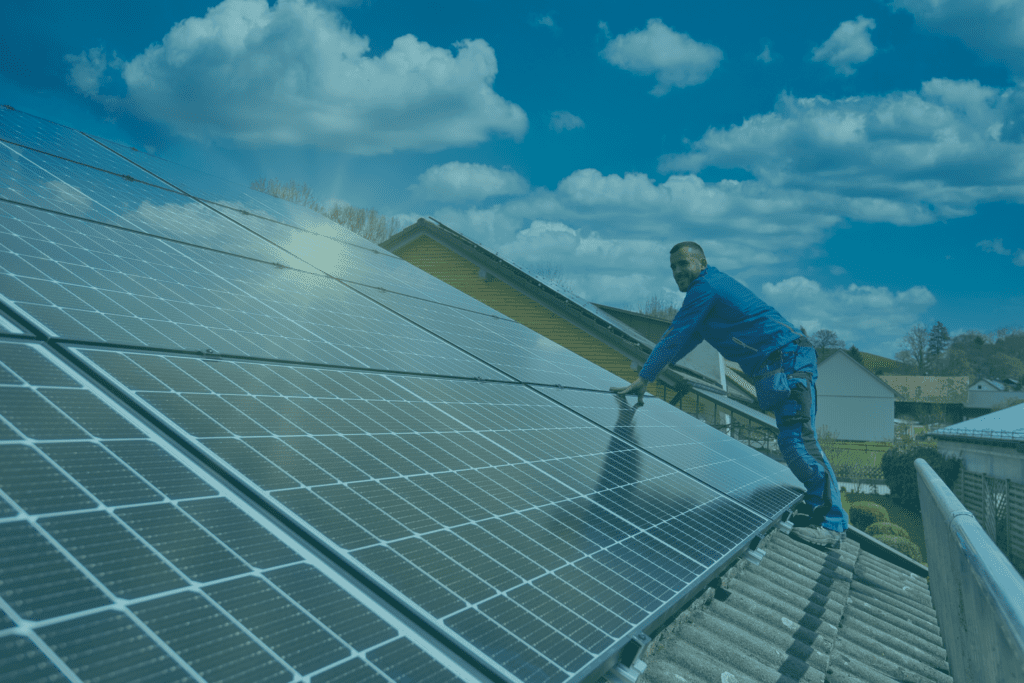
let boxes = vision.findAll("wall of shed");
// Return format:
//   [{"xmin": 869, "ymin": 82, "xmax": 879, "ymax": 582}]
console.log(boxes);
[
  {"xmin": 817, "ymin": 396, "xmax": 894, "ymax": 441},
  {"xmin": 939, "ymin": 439, "xmax": 1024, "ymax": 486}
]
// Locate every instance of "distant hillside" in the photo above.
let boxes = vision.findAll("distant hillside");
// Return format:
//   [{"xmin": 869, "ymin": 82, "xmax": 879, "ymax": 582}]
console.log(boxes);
[{"xmin": 860, "ymin": 351, "xmax": 914, "ymax": 375}]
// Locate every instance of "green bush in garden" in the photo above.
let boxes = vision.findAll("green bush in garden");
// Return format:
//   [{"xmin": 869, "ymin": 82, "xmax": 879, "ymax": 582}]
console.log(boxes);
[
  {"xmin": 865, "ymin": 521, "xmax": 911, "ymax": 541},
  {"xmin": 849, "ymin": 501, "xmax": 889, "ymax": 529},
  {"xmin": 880, "ymin": 444, "xmax": 960, "ymax": 509}
]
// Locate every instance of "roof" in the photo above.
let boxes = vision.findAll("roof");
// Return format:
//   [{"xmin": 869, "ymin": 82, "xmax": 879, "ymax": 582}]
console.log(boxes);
[
  {"xmin": 818, "ymin": 349, "xmax": 898, "ymax": 398},
  {"xmin": 383, "ymin": 218, "xmax": 775, "ymax": 431},
  {"xmin": 633, "ymin": 528, "xmax": 951, "ymax": 683},
  {"xmin": 930, "ymin": 401, "xmax": 1024, "ymax": 444},
  {"xmin": 880, "ymin": 375, "xmax": 969, "ymax": 404},
  {"xmin": 972, "ymin": 379, "xmax": 1006, "ymax": 391}
]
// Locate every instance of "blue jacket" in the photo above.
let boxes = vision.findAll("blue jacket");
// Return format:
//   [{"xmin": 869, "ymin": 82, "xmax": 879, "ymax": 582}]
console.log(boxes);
[{"xmin": 639, "ymin": 266, "xmax": 802, "ymax": 380}]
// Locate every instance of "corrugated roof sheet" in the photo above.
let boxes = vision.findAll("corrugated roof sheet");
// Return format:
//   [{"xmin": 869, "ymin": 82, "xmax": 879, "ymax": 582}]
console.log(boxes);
[
  {"xmin": 630, "ymin": 528, "xmax": 951, "ymax": 683},
  {"xmin": 931, "ymin": 401, "xmax": 1024, "ymax": 442}
]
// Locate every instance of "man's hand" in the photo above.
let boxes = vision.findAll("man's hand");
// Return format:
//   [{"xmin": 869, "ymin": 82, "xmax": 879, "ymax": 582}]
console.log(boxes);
[{"xmin": 610, "ymin": 378, "xmax": 649, "ymax": 406}]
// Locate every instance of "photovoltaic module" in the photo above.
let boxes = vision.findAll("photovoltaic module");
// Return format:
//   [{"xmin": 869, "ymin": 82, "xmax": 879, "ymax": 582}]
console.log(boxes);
[{"xmin": 0, "ymin": 106, "xmax": 802, "ymax": 683}]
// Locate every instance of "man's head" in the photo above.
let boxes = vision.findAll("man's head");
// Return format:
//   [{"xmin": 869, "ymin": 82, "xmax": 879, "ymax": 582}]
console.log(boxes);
[{"xmin": 669, "ymin": 241, "xmax": 707, "ymax": 292}]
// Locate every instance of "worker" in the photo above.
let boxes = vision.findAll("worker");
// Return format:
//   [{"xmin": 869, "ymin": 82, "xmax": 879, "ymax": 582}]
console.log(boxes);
[{"xmin": 612, "ymin": 241, "xmax": 849, "ymax": 548}]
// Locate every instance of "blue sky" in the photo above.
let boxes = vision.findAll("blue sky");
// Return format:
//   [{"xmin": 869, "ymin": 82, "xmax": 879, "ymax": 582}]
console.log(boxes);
[{"xmin": 3, "ymin": 0, "xmax": 1023, "ymax": 357}]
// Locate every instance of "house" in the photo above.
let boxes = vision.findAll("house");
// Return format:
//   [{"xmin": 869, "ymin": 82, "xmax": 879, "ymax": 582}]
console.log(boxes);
[
  {"xmin": 965, "ymin": 378, "xmax": 1024, "ymax": 416},
  {"xmin": 381, "ymin": 218, "xmax": 777, "ymax": 451},
  {"xmin": 880, "ymin": 375, "xmax": 969, "ymax": 425},
  {"xmin": 816, "ymin": 349, "xmax": 897, "ymax": 442}
]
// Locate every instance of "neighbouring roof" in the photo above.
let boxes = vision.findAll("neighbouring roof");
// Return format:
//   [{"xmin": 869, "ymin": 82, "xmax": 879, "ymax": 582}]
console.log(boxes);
[
  {"xmin": 818, "ymin": 350, "xmax": 899, "ymax": 398},
  {"xmin": 633, "ymin": 528, "xmax": 951, "ymax": 683},
  {"xmin": 972, "ymin": 378, "xmax": 1006, "ymax": 391},
  {"xmin": 930, "ymin": 402, "xmax": 1024, "ymax": 444},
  {"xmin": 880, "ymin": 375, "xmax": 969, "ymax": 404}
]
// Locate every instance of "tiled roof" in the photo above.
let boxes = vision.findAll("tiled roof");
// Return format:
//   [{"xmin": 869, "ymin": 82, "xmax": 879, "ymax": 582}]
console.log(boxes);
[
  {"xmin": 881, "ymin": 375, "xmax": 969, "ymax": 404},
  {"xmin": 632, "ymin": 528, "xmax": 951, "ymax": 683}
]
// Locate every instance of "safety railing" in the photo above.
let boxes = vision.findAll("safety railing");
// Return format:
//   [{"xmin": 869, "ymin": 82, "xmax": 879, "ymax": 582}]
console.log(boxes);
[{"xmin": 917, "ymin": 458, "xmax": 1024, "ymax": 682}]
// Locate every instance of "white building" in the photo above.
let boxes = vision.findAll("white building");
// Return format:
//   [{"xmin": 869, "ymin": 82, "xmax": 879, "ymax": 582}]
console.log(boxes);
[
  {"xmin": 932, "ymin": 403, "xmax": 1024, "ymax": 485},
  {"xmin": 816, "ymin": 350, "xmax": 897, "ymax": 441}
]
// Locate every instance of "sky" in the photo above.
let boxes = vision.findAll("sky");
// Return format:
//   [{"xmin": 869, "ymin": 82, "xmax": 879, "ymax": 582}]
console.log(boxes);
[{"xmin": 2, "ymin": 0, "xmax": 1023, "ymax": 357}]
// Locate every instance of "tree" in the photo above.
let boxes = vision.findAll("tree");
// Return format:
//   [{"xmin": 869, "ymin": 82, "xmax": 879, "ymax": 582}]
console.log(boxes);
[
  {"xmin": 926, "ymin": 321, "xmax": 950, "ymax": 364},
  {"xmin": 251, "ymin": 177, "xmax": 400, "ymax": 244},
  {"xmin": 635, "ymin": 293, "xmax": 679, "ymax": 321},
  {"xmin": 847, "ymin": 344, "xmax": 864, "ymax": 364},
  {"xmin": 809, "ymin": 329, "xmax": 845, "ymax": 352},
  {"xmin": 899, "ymin": 323, "xmax": 929, "ymax": 374}
]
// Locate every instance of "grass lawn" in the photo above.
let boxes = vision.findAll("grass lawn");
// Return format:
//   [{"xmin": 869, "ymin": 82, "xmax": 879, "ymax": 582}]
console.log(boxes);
[{"xmin": 841, "ymin": 489, "xmax": 928, "ymax": 565}]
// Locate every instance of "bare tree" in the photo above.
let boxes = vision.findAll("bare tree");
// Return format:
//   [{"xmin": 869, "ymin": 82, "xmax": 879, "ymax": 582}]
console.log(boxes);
[
  {"xmin": 809, "ymin": 329, "xmax": 845, "ymax": 352},
  {"xmin": 251, "ymin": 177, "xmax": 400, "ymax": 244},
  {"xmin": 636, "ymin": 293, "xmax": 679, "ymax": 321},
  {"xmin": 899, "ymin": 323, "xmax": 929, "ymax": 374}
]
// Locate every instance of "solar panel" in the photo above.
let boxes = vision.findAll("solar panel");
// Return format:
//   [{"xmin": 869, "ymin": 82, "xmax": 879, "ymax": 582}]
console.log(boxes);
[
  {"xmin": 533, "ymin": 386, "xmax": 803, "ymax": 518},
  {"xmin": 0, "ymin": 201, "xmax": 504, "ymax": 379},
  {"xmin": 353, "ymin": 285, "xmax": 624, "ymax": 390},
  {"xmin": 0, "ymin": 309, "xmax": 28, "ymax": 336},
  {"xmin": 1, "ymin": 107, "xmax": 804, "ymax": 683},
  {"xmin": 0, "ymin": 340, "xmax": 478, "ymax": 682},
  {"xmin": 73, "ymin": 346, "xmax": 771, "ymax": 682}
]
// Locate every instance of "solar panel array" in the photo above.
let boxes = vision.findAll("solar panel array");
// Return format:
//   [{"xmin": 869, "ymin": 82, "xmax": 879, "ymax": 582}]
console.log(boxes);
[{"xmin": 0, "ymin": 107, "xmax": 803, "ymax": 683}]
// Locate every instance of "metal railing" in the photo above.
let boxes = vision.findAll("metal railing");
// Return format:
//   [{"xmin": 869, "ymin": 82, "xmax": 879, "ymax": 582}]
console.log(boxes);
[{"xmin": 917, "ymin": 458, "xmax": 1024, "ymax": 682}]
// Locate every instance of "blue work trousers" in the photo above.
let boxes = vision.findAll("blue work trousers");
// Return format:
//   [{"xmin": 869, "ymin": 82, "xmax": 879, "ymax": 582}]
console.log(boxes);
[{"xmin": 776, "ymin": 345, "xmax": 849, "ymax": 533}]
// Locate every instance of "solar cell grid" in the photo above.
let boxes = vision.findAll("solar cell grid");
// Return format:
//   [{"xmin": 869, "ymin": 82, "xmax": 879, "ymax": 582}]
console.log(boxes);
[
  {"xmin": 76, "ymin": 347, "xmax": 771, "ymax": 683},
  {"xmin": 0, "ymin": 341, "xmax": 477, "ymax": 683},
  {"xmin": 351, "ymin": 286, "xmax": 623, "ymax": 389},
  {"xmin": 1, "ymin": 142, "xmax": 320, "ymax": 271},
  {"xmin": 533, "ymin": 386, "xmax": 803, "ymax": 518},
  {"xmin": 0, "ymin": 202, "xmax": 505, "ymax": 379}
]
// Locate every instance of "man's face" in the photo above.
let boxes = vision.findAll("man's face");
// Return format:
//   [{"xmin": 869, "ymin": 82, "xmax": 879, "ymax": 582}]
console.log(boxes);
[{"xmin": 670, "ymin": 248, "xmax": 706, "ymax": 292}]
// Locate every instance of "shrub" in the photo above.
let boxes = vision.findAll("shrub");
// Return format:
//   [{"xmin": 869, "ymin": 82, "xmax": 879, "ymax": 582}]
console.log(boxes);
[
  {"xmin": 866, "ymin": 522, "xmax": 910, "ymax": 541},
  {"xmin": 849, "ymin": 501, "xmax": 889, "ymax": 529},
  {"xmin": 881, "ymin": 444, "xmax": 960, "ymax": 509},
  {"xmin": 874, "ymin": 534, "xmax": 924, "ymax": 563}
]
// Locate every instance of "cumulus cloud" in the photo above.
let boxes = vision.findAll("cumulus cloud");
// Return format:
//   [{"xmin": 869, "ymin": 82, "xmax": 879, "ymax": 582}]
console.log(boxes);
[
  {"xmin": 660, "ymin": 79, "xmax": 1024, "ymax": 224},
  {"xmin": 977, "ymin": 237, "xmax": 1024, "ymax": 266},
  {"xmin": 66, "ymin": 0, "xmax": 527, "ymax": 154},
  {"xmin": 761, "ymin": 277, "xmax": 936, "ymax": 348},
  {"xmin": 536, "ymin": 15, "xmax": 555, "ymax": 28},
  {"xmin": 550, "ymin": 111, "xmax": 585, "ymax": 132},
  {"xmin": 412, "ymin": 162, "xmax": 529, "ymax": 203},
  {"xmin": 894, "ymin": 0, "xmax": 1024, "ymax": 76},
  {"xmin": 812, "ymin": 16, "xmax": 876, "ymax": 76},
  {"xmin": 757, "ymin": 46, "xmax": 773, "ymax": 63},
  {"xmin": 600, "ymin": 18, "xmax": 723, "ymax": 96}
]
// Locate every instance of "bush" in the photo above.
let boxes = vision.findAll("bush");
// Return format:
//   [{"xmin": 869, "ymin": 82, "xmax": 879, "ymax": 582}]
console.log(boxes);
[
  {"xmin": 849, "ymin": 501, "xmax": 889, "ymax": 529},
  {"xmin": 874, "ymin": 534, "xmax": 924, "ymax": 563},
  {"xmin": 866, "ymin": 522, "xmax": 910, "ymax": 541},
  {"xmin": 881, "ymin": 444, "xmax": 960, "ymax": 509}
]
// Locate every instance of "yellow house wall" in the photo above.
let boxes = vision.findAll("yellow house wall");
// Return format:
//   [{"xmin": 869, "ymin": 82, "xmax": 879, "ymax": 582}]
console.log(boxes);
[{"xmin": 393, "ymin": 236, "xmax": 718, "ymax": 412}]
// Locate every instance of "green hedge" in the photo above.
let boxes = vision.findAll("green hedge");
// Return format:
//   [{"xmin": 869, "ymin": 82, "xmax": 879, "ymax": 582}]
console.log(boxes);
[
  {"xmin": 880, "ymin": 444, "xmax": 960, "ymax": 509},
  {"xmin": 849, "ymin": 501, "xmax": 889, "ymax": 529},
  {"xmin": 866, "ymin": 521, "xmax": 910, "ymax": 541},
  {"xmin": 873, "ymin": 534, "xmax": 924, "ymax": 563}
]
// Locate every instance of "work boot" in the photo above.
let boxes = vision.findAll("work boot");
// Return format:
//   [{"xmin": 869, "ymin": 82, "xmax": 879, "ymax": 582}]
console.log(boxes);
[{"xmin": 790, "ymin": 525, "xmax": 843, "ymax": 549}]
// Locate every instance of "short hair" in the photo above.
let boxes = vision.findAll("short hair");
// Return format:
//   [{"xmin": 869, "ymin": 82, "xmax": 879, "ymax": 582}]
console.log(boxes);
[{"xmin": 670, "ymin": 241, "xmax": 705, "ymax": 259}]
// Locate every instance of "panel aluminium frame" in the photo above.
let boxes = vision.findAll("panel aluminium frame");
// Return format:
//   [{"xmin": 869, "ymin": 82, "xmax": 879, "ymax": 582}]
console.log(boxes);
[
  {"xmin": 0, "ymin": 339, "xmax": 482, "ymax": 683},
  {"xmin": 532, "ymin": 386, "xmax": 804, "ymax": 521},
  {"xmin": 0, "ymin": 201, "xmax": 505, "ymax": 380},
  {"xmin": 73, "ymin": 346, "xmax": 775, "ymax": 683}
]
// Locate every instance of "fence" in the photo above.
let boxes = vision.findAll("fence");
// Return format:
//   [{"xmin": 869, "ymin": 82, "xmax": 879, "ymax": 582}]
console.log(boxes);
[
  {"xmin": 955, "ymin": 468, "xmax": 1024, "ymax": 575},
  {"xmin": 917, "ymin": 459, "xmax": 1024, "ymax": 682}
]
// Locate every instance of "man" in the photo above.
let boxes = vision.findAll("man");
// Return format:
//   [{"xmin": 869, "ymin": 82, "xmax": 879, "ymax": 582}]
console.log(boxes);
[{"xmin": 612, "ymin": 242, "xmax": 849, "ymax": 548}]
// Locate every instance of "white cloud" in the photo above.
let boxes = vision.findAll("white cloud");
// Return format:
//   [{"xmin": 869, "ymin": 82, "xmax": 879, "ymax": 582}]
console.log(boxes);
[
  {"xmin": 894, "ymin": 0, "xmax": 1024, "ymax": 76},
  {"xmin": 600, "ymin": 19, "xmax": 723, "ymax": 96},
  {"xmin": 550, "ymin": 111, "xmax": 585, "ymax": 132},
  {"xmin": 812, "ymin": 16, "xmax": 876, "ymax": 76},
  {"xmin": 761, "ymin": 277, "xmax": 936, "ymax": 349},
  {"xmin": 65, "ymin": 47, "xmax": 124, "ymax": 98},
  {"xmin": 1015, "ymin": 251, "xmax": 1024, "ymax": 266},
  {"xmin": 757, "ymin": 46, "xmax": 773, "ymax": 63},
  {"xmin": 978, "ymin": 238, "xmax": 1012, "ymax": 255},
  {"xmin": 536, "ymin": 15, "xmax": 555, "ymax": 28},
  {"xmin": 66, "ymin": 0, "xmax": 527, "ymax": 154},
  {"xmin": 659, "ymin": 79, "xmax": 1024, "ymax": 224},
  {"xmin": 411, "ymin": 162, "xmax": 529, "ymax": 202},
  {"xmin": 829, "ymin": 265, "xmax": 847, "ymax": 276}
]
